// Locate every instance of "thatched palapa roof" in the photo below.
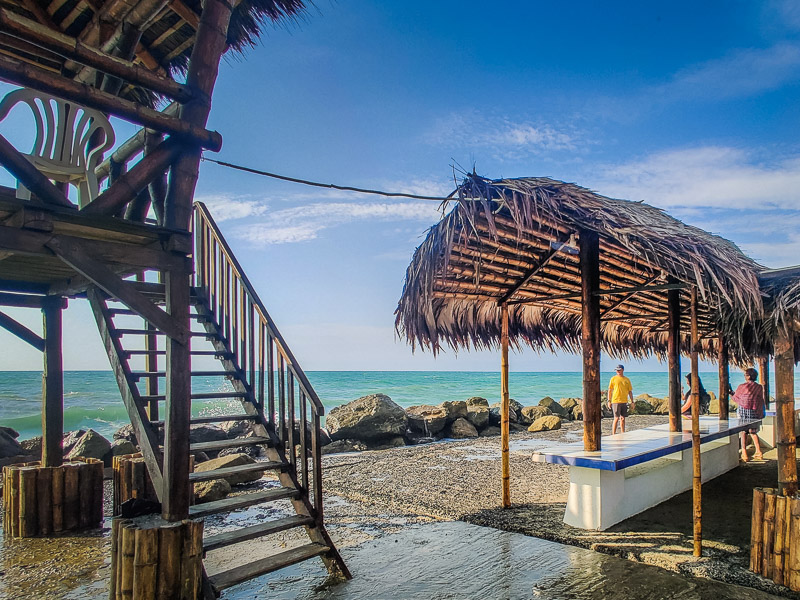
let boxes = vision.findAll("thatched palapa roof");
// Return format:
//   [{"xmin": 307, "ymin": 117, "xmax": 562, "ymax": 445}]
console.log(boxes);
[{"xmin": 396, "ymin": 175, "xmax": 765, "ymax": 363}]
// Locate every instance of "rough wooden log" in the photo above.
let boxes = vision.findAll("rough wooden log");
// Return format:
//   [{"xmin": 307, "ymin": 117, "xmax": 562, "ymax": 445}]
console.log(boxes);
[
  {"xmin": 19, "ymin": 466, "xmax": 38, "ymax": 537},
  {"xmin": 774, "ymin": 326, "xmax": 798, "ymax": 496},
  {"xmin": 774, "ymin": 494, "xmax": 788, "ymax": 586},
  {"xmin": 180, "ymin": 519, "xmax": 203, "ymax": 599},
  {"xmin": 110, "ymin": 518, "xmax": 122, "ymax": 600},
  {"xmin": 133, "ymin": 526, "xmax": 159, "ymax": 599},
  {"xmin": 156, "ymin": 522, "xmax": 182, "ymax": 599},
  {"xmin": 763, "ymin": 489, "xmax": 777, "ymax": 578},
  {"xmin": 62, "ymin": 462, "xmax": 80, "ymax": 531},
  {"xmin": 751, "ymin": 487, "xmax": 765, "ymax": 573},
  {"xmin": 92, "ymin": 459, "xmax": 104, "ymax": 526},
  {"xmin": 79, "ymin": 460, "xmax": 94, "ymax": 529},
  {"xmin": 581, "ymin": 229, "xmax": 601, "ymax": 451},
  {"xmin": 788, "ymin": 496, "xmax": 800, "ymax": 592},
  {"xmin": 120, "ymin": 524, "xmax": 136, "ymax": 600},
  {"xmin": 51, "ymin": 463, "xmax": 64, "ymax": 532},
  {"xmin": 36, "ymin": 466, "xmax": 53, "ymax": 535}
]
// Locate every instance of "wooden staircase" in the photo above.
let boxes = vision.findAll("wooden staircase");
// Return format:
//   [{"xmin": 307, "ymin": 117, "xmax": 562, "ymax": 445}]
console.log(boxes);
[{"xmin": 89, "ymin": 202, "xmax": 349, "ymax": 597}]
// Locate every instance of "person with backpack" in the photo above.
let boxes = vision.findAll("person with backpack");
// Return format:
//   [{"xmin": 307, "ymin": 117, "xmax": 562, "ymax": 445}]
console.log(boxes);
[{"xmin": 681, "ymin": 373, "xmax": 710, "ymax": 417}]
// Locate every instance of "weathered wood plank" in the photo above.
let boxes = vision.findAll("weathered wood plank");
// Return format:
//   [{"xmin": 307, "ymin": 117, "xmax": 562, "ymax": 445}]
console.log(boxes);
[
  {"xmin": 0, "ymin": 308, "xmax": 44, "ymax": 350},
  {"xmin": 41, "ymin": 296, "xmax": 63, "ymax": 467}
]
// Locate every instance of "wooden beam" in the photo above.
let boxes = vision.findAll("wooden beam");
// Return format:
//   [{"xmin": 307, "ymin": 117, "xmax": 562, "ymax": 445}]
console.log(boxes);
[
  {"xmin": 0, "ymin": 10, "xmax": 192, "ymax": 102},
  {"xmin": 0, "ymin": 292, "xmax": 46, "ymax": 308},
  {"xmin": 601, "ymin": 274, "xmax": 661, "ymax": 318},
  {"xmin": 0, "ymin": 134, "xmax": 74, "ymax": 208},
  {"xmin": 500, "ymin": 302, "xmax": 510, "ymax": 509},
  {"xmin": 41, "ymin": 296, "xmax": 63, "ymax": 467},
  {"xmin": 690, "ymin": 287, "xmax": 702, "ymax": 557},
  {"xmin": 20, "ymin": 0, "xmax": 60, "ymax": 30},
  {"xmin": 82, "ymin": 136, "xmax": 183, "ymax": 216},
  {"xmin": 581, "ymin": 229, "xmax": 602, "ymax": 452},
  {"xmin": 512, "ymin": 281, "xmax": 688, "ymax": 305},
  {"xmin": 169, "ymin": 0, "xmax": 200, "ymax": 28},
  {"xmin": 667, "ymin": 285, "xmax": 681, "ymax": 432},
  {"xmin": 0, "ymin": 54, "xmax": 222, "ymax": 150},
  {"xmin": 497, "ymin": 241, "xmax": 571, "ymax": 305},
  {"xmin": 46, "ymin": 237, "xmax": 190, "ymax": 345},
  {"xmin": 718, "ymin": 335, "xmax": 729, "ymax": 421},
  {"xmin": 774, "ymin": 325, "xmax": 798, "ymax": 497},
  {"xmin": 0, "ymin": 308, "xmax": 45, "ymax": 350}
]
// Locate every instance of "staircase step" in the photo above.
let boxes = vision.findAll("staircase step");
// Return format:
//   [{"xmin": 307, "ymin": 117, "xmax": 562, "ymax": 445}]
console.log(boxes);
[
  {"xmin": 152, "ymin": 414, "xmax": 258, "ymax": 427},
  {"xmin": 208, "ymin": 543, "xmax": 330, "ymax": 591},
  {"xmin": 115, "ymin": 329, "xmax": 219, "ymax": 338},
  {"xmin": 188, "ymin": 487, "xmax": 300, "ymax": 519},
  {"xmin": 107, "ymin": 308, "xmax": 208, "ymax": 320},
  {"xmin": 189, "ymin": 461, "xmax": 285, "ymax": 483},
  {"xmin": 190, "ymin": 436, "xmax": 270, "ymax": 453},
  {"xmin": 203, "ymin": 515, "xmax": 315, "ymax": 552},
  {"xmin": 130, "ymin": 370, "xmax": 235, "ymax": 380},
  {"xmin": 140, "ymin": 391, "xmax": 248, "ymax": 402}
]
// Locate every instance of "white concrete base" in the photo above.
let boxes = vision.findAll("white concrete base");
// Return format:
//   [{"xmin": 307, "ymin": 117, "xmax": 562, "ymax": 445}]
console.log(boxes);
[
  {"xmin": 563, "ymin": 436, "xmax": 740, "ymax": 530},
  {"xmin": 759, "ymin": 410, "xmax": 800, "ymax": 448}
]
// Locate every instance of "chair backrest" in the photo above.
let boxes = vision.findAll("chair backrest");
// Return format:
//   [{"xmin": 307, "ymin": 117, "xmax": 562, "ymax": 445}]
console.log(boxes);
[{"xmin": 0, "ymin": 88, "xmax": 115, "ymax": 176}]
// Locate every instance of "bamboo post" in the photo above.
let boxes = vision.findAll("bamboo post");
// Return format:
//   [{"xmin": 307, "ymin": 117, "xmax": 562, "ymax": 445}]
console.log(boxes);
[
  {"xmin": 42, "ymin": 296, "xmax": 64, "ymax": 468},
  {"xmin": 9, "ymin": 466, "xmax": 20, "ymax": 537},
  {"xmin": 63, "ymin": 463, "xmax": 80, "ymax": 531},
  {"xmin": 500, "ymin": 302, "xmax": 510, "ymax": 508},
  {"xmin": 156, "ymin": 523, "xmax": 182, "ymax": 599},
  {"xmin": 718, "ymin": 335, "xmax": 729, "ymax": 420},
  {"xmin": 79, "ymin": 460, "xmax": 94, "ymax": 529},
  {"xmin": 788, "ymin": 496, "xmax": 800, "ymax": 591},
  {"xmin": 36, "ymin": 466, "xmax": 53, "ymax": 535},
  {"xmin": 92, "ymin": 459, "xmax": 104, "ymax": 526},
  {"xmin": 110, "ymin": 518, "xmax": 121, "ymax": 600},
  {"xmin": 759, "ymin": 356, "xmax": 770, "ymax": 410},
  {"xmin": 667, "ymin": 285, "xmax": 681, "ymax": 431},
  {"xmin": 774, "ymin": 325, "xmax": 798, "ymax": 496},
  {"xmin": 133, "ymin": 527, "xmax": 159, "ymax": 600},
  {"xmin": 180, "ymin": 519, "xmax": 203, "ymax": 600},
  {"xmin": 120, "ymin": 524, "xmax": 136, "ymax": 600},
  {"xmin": 19, "ymin": 467, "xmax": 39, "ymax": 537},
  {"xmin": 774, "ymin": 494, "xmax": 788, "ymax": 586},
  {"xmin": 690, "ymin": 287, "xmax": 702, "ymax": 557},
  {"xmin": 52, "ymin": 463, "xmax": 64, "ymax": 532},
  {"xmin": 580, "ymin": 229, "xmax": 602, "ymax": 451},
  {"xmin": 751, "ymin": 488, "xmax": 765, "ymax": 573},
  {"xmin": 763, "ymin": 488, "xmax": 777, "ymax": 578}
]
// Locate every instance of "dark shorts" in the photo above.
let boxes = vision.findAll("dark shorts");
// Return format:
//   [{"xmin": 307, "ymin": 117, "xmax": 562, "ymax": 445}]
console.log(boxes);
[{"xmin": 611, "ymin": 403, "xmax": 628, "ymax": 418}]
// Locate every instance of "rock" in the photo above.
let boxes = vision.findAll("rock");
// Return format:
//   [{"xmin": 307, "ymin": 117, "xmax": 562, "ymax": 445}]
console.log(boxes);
[
  {"xmin": 192, "ymin": 451, "xmax": 210, "ymax": 463},
  {"xmin": 510, "ymin": 422, "xmax": 529, "ymax": 432},
  {"xmin": 189, "ymin": 424, "xmax": 228, "ymax": 444},
  {"xmin": 194, "ymin": 479, "xmax": 231, "ymax": 503},
  {"xmin": 66, "ymin": 429, "xmax": 112, "ymax": 464},
  {"xmin": 571, "ymin": 405, "xmax": 583, "ymax": 421},
  {"xmin": 465, "ymin": 401, "xmax": 489, "ymax": 429},
  {"xmin": 631, "ymin": 399, "xmax": 653, "ymax": 415},
  {"xmin": 519, "ymin": 406, "xmax": 552, "ymax": 425},
  {"xmin": 509, "ymin": 399, "xmax": 524, "ymax": 417},
  {"xmin": 113, "ymin": 425, "xmax": 137, "ymax": 444},
  {"xmin": 327, "ymin": 394, "xmax": 407, "ymax": 441},
  {"xmin": 445, "ymin": 418, "xmax": 479, "ymax": 438},
  {"xmin": 219, "ymin": 445, "xmax": 261, "ymax": 458},
  {"xmin": 367, "ymin": 436, "xmax": 407, "ymax": 450},
  {"xmin": 405, "ymin": 431, "xmax": 436, "ymax": 445},
  {"xmin": 601, "ymin": 404, "xmax": 613, "ymax": 418},
  {"xmin": 649, "ymin": 397, "xmax": 670, "ymax": 415},
  {"xmin": 62, "ymin": 430, "xmax": 87, "ymax": 455},
  {"xmin": 321, "ymin": 439, "xmax": 368, "ymax": 454},
  {"xmin": 538, "ymin": 397, "xmax": 567, "ymax": 418},
  {"xmin": 479, "ymin": 426, "xmax": 501, "ymax": 437},
  {"xmin": 0, "ymin": 429, "xmax": 23, "ymax": 458},
  {"xmin": 111, "ymin": 439, "xmax": 138, "ymax": 457},
  {"xmin": 20, "ymin": 436, "xmax": 42, "ymax": 455},
  {"xmin": 439, "ymin": 401, "xmax": 468, "ymax": 422},
  {"xmin": 489, "ymin": 405, "xmax": 519, "ymax": 426},
  {"xmin": 635, "ymin": 393, "xmax": 660, "ymax": 402},
  {"xmin": 193, "ymin": 453, "xmax": 262, "ymax": 485},
  {"xmin": 0, "ymin": 426, "xmax": 19, "ymax": 439},
  {"xmin": 220, "ymin": 420, "xmax": 256, "ymax": 438},
  {"xmin": 528, "ymin": 416, "xmax": 562, "ymax": 432},
  {"xmin": 559, "ymin": 398, "xmax": 579, "ymax": 412},
  {"xmin": 406, "ymin": 405, "xmax": 448, "ymax": 435}
]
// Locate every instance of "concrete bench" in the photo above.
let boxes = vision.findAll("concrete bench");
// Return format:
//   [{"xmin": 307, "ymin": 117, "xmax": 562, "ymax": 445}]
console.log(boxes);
[
  {"xmin": 531, "ymin": 417, "xmax": 759, "ymax": 530},
  {"xmin": 760, "ymin": 400, "xmax": 800, "ymax": 448}
]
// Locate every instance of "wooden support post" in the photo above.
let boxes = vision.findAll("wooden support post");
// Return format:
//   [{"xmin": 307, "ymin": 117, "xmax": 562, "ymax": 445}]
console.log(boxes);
[
  {"xmin": 41, "ymin": 296, "xmax": 64, "ymax": 467},
  {"xmin": 718, "ymin": 335, "xmax": 729, "ymax": 420},
  {"xmin": 759, "ymin": 356, "xmax": 771, "ymax": 410},
  {"xmin": 580, "ymin": 229, "xmax": 601, "ymax": 451},
  {"xmin": 690, "ymin": 287, "xmax": 702, "ymax": 557},
  {"xmin": 774, "ymin": 324, "xmax": 798, "ymax": 497},
  {"xmin": 667, "ymin": 285, "xmax": 681, "ymax": 432},
  {"xmin": 500, "ymin": 302, "xmax": 510, "ymax": 508},
  {"xmin": 162, "ymin": 267, "xmax": 191, "ymax": 521},
  {"xmin": 751, "ymin": 487, "xmax": 765, "ymax": 572}
]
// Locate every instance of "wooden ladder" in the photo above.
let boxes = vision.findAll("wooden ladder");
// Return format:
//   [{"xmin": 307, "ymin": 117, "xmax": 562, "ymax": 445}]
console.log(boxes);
[{"xmin": 88, "ymin": 203, "xmax": 350, "ymax": 597}]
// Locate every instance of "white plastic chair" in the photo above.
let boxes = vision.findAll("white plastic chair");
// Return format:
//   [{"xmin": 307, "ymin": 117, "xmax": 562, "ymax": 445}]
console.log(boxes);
[{"xmin": 0, "ymin": 89, "xmax": 115, "ymax": 208}]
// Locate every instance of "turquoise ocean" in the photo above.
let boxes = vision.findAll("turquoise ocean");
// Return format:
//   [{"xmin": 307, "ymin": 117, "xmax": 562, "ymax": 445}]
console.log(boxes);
[{"xmin": 0, "ymin": 370, "xmax": 789, "ymax": 441}]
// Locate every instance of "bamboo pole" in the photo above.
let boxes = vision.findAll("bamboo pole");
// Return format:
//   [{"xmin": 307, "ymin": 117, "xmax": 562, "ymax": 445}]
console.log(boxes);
[
  {"xmin": 110, "ymin": 518, "xmax": 121, "ymax": 600},
  {"xmin": 690, "ymin": 287, "xmax": 702, "ymax": 557},
  {"xmin": 19, "ymin": 467, "xmax": 38, "ymax": 537},
  {"xmin": 79, "ymin": 461, "xmax": 94, "ymax": 529},
  {"xmin": 500, "ymin": 302, "xmax": 510, "ymax": 508},
  {"xmin": 120, "ymin": 524, "xmax": 136, "ymax": 600},
  {"xmin": 774, "ymin": 494, "xmax": 788, "ymax": 586},
  {"xmin": 52, "ymin": 463, "xmax": 64, "ymax": 532},
  {"xmin": 36, "ymin": 466, "xmax": 53, "ymax": 535},
  {"xmin": 580, "ymin": 229, "xmax": 602, "ymax": 450},
  {"xmin": 9, "ymin": 466, "xmax": 20, "ymax": 537},
  {"xmin": 667, "ymin": 285, "xmax": 681, "ymax": 431},
  {"xmin": 774, "ymin": 325, "xmax": 798, "ymax": 496},
  {"xmin": 63, "ymin": 463, "xmax": 79, "ymax": 531},
  {"xmin": 718, "ymin": 335, "xmax": 729, "ymax": 420},
  {"xmin": 133, "ymin": 527, "xmax": 159, "ymax": 600},
  {"xmin": 763, "ymin": 488, "xmax": 777, "ymax": 578},
  {"xmin": 750, "ymin": 488, "xmax": 765, "ymax": 572},
  {"xmin": 180, "ymin": 519, "xmax": 204, "ymax": 600},
  {"xmin": 788, "ymin": 496, "xmax": 800, "ymax": 591},
  {"xmin": 759, "ymin": 356, "xmax": 770, "ymax": 411},
  {"xmin": 92, "ymin": 459, "xmax": 104, "ymax": 526},
  {"xmin": 156, "ymin": 523, "xmax": 182, "ymax": 599}
]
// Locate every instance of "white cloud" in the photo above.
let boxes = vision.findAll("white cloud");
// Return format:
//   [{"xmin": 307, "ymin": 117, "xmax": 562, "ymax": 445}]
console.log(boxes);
[
  {"xmin": 196, "ymin": 194, "xmax": 267, "ymax": 221},
  {"xmin": 593, "ymin": 146, "xmax": 800, "ymax": 210}
]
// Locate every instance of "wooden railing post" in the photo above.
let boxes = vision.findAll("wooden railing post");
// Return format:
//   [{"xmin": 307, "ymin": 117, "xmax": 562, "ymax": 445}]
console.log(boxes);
[
  {"xmin": 667, "ymin": 285, "xmax": 681, "ymax": 431},
  {"xmin": 690, "ymin": 287, "xmax": 702, "ymax": 557},
  {"xmin": 718, "ymin": 335, "xmax": 729, "ymax": 421}
]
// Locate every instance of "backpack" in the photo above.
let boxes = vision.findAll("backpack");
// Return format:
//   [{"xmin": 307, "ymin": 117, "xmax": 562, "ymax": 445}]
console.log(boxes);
[{"xmin": 700, "ymin": 390, "xmax": 711, "ymax": 414}]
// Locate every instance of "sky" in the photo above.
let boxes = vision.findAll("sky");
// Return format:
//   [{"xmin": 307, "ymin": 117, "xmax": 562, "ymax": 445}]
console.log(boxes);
[{"xmin": 2, "ymin": 0, "xmax": 800, "ymax": 372}]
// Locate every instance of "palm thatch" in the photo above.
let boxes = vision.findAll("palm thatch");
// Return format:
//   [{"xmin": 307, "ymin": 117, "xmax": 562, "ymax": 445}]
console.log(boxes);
[
  {"xmin": 754, "ymin": 266, "xmax": 800, "ymax": 361},
  {"xmin": 396, "ymin": 174, "xmax": 765, "ymax": 363}
]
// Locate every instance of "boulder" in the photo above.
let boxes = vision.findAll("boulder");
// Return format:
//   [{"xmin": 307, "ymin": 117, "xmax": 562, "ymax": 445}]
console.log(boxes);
[
  {"xmin": 631, "ymin": 399, "xmax": 653, "ymax": 415},
  {"xmin": 194, "ymin": 479, "xmax": 231, "ymax": 504},
  {"xmin": 0, "ymin": 429, "xmax": 23, "ymax": 459},
  {"xmin": 20, "ymin": 436, "xmax": 42, "ymax": 455},
  {"xmin": 327, "ymin": 394, "xmax": 407, "ymax": 441},
  {"xmin": 192, "ymin": 451, "xmax": 210, "ymax": 463},
  {"xmin": 445, "ymin": 417, "xmax": 479, "ymax": 439},
  {"xmin": 635, "ymin": 393, "xmax": 660, "ymax": 403},
  {"xmin": 0, "ymin": 426, "xmax": 19, "ymax": 439},
  {"xmin": 193, "ymin": 453, "xmax": 262, "ymax": 486},
  {"xmin": 528, "ymin": 416, "xmax": 562, "ymax": 432},
  {"xmin": 220, "ymin": 420, "xmax": 257, "ymax": 439},
  {"xmin": 489, "ymin": 405, "xmax": 519, "ymax": 426},
  {"xmin": 66, "ymin": 429, "xmax": 112, "ymax": 463},
  {"xmin": 649, "ymin": 397, "xmax": 670, "ymax": 415},
  {"xmin": 509, "ymin": 399, "xmax": 524, "ymax": 418},
  {"xmin": 189, "ymin": 424, "xmax": 228, "ymax": 444},
  {"xmin": 466, "ymin": 397, "xmax": 489, "ymax": 409},
  {"xmin": 559, "ymin": 398, "xmax": 579, "ymax": 412},
  {"xmin": 62, "ymin": 429, "xmax": 87, "ymax": 455},
  {"xmin": 321, "ymin": 439, "xmax": 368, "ymax": 454},
  {"xmin": 570, "ymin": 405, "xmax": 583, "ymax": 421},
  {"xmin": 219, "ymin": 445, "xmax": 261, "ymax": 459},
  {"xmin": 113, "ymin": 425, "xmax": 137, "ymax": 444},
  {"xmin": 367, "ymin": 436, "xmax": 407, "ymax": 450},
  {"xmin": 406, "ymin": 405, "xmax": 448, "ymax": 435},
  {"xmin": 479, "ymin": 426, "xmax": 501, "ymax": 437},
  {"xmin": 439, "ymin": 401, "xmax": 468, "ymax": 421},
  {"xmin": 538, "ymin": 397, "xmax": 567, "ymax": 418},
  {"xmin": 466, "ymin": 401, "xmax": 490, "ymax": 429},
  {"xmin": 601, "ymin": 404, "xmax": 613, "ymax": 418},
  {"xmin": 111, "ymin": 439, "xmax": 138, "ymax": 457},
  {"xmin": 519, "ymin": 406, "xmax": 552, "ymax": 425}
]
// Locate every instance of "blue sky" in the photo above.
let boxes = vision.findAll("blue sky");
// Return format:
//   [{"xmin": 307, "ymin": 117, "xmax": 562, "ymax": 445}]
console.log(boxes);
[{"xmin": 2, "ymin": 0, "xmax": 800, "ymax": 372}]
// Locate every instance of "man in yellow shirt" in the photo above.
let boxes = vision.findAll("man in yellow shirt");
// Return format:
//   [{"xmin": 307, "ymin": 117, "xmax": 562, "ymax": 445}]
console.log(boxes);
[{"xmin": 607, "ymin": 364, "xmax": 633, "ymax": 434}]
